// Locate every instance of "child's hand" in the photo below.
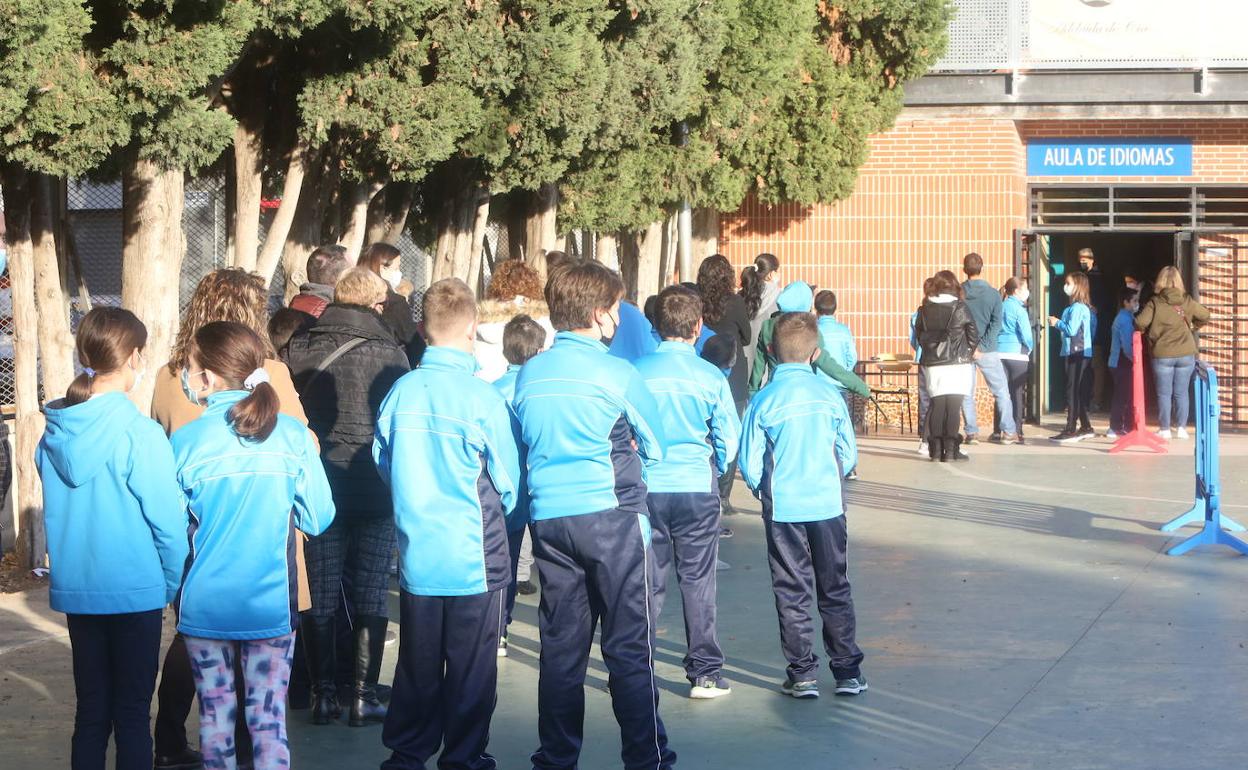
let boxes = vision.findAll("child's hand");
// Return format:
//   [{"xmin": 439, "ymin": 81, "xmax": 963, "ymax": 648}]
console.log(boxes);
[{"xmin": 1047, "ymin": 316, "xmax": 1059, "ymax": 327}]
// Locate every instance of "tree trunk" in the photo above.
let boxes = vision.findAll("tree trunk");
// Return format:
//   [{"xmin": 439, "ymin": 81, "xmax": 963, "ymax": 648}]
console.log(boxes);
[
  {"xmin": 256, "ymin": 138, "xmax": 312, "ymax": 286},
  {"xmin": 339, "ymin": 179, "xmax": 385, "ymax": 263},
  {"xmin": 3, "ymin": 165, "xmax": 46, "ymax": 569},
  {"xmin": 524, "ymin": 183, "xmax": 559, "ymax": 276},
  {"xmin": 231, "ymin": 120, "xmax": 264, "ymax": 271},
  {"xmin": 691, "ymin": 207, "xmax": 720, "ymax": 264},
  {"xmin": 366, "ymin": 181, "xmax": 415, "ymax": 246},
  {"xmin": 635, "ymin": 221, "xmax": 664, "ymax": 310},
  {"xmin": 465, "ymin": 194, "xmax": 491, "ymax": 294},
  {"xmin": 31, "ymin": 174, "xmax": 76, "ymax": 399},
  {"xmin": 434, "ymin": 180, "xmax": 487, "ymax": 284},
  {"xmin": 596, "ymin": 233, "xmax": 619, "ymax": 270},
  {"xmin": 280, "ymin": 146, "xmax": 332, "ymax": 301},
  {"xmin": 122, "ymin": 157, "xmax": 186, "ymax": 411}
]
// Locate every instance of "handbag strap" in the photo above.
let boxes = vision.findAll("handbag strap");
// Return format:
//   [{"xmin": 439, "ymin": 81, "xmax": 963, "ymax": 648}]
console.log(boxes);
[{"xmin": 303, "ymin": 337, "xmax": 367, "ymax": 391}]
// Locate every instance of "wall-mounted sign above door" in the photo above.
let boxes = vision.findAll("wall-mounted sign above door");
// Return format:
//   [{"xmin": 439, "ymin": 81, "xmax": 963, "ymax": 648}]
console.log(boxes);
[{"xmin": 1027, "ymin": 138, "xmax": 1193, "ymax": 176}]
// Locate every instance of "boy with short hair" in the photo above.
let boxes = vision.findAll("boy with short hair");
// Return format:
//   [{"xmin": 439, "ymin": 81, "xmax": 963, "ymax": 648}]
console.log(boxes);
[
  {"xmin": 635, "ymin": 286, "xmax": 740, "ymax": 700},
  {"xmin": 373, "ymin": 278, "xmax": 522, "ymax": 770},
  {"xmin": 740, "ymin": 311, "xmax": 866, "ymax": 699},
  {"xmin": 1107, "ymin": 287, "xmax": 1139, "ymax": 439},
  {"xmin": 749, "ymin": 281, "xmax": 870, "ymax": 399},
  {"xmin": 814, "ymin": 290, "xmax": 858, "ymax": 376},
  {"xmin": 513, "ymin": 261, "xmax": 676, "ymax": 770}
]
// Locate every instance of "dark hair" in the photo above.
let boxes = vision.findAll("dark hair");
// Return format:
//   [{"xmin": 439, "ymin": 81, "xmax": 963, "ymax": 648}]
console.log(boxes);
[
  {"xmin": 814, "ymin": 290, "xmax": 838, "ymax": 316},
  {"xmin": 933, "ymin": 272, "xmax": 962, "ymax": 297},
  {"xmin": 192, "ymin": 321, "xmax": 279, "ymax": 441},
  {"xmin": 740, "ymin": 253, "xmax": 780, "ymax": 318},
  {"xmin": 697, "ymin": 254, "xmax": 736, "ymax": 325},
  {"xmin": 962, "ymin": 253, "xmax": 984, "ymax": 276},
  {"xmin": 423, "ymin": 278, "xmax": 478, "ymax": 342},
  {"xmin": 358, "ymin": 242, "xmax": 401, "ymax": 275},
  {"xmin": 1001, "ymin": 276, "xmax": 1021, "ymax": 298},
  {"xmin": 65, "ymin": 307, "xmax": 147, "ymax": 406},
  {"xmin": 773, "ymin": 312, "xmax": 819, "ymax": 364},
  {"xmin": 546, "ymin": 261, "xmax": 624, "ymax": 331},
  {"xmin": 922, "ymin": 276, "xmax": 938, "ymax": 298},
  {"xmin": 503, "ymin": 314, "xmax": 546, "ymax": 365},
  {"xmin": 306, "ymin": 244, "xmax": 351, "ymax": 286},
  {"xmin": 1118, "ymin": 286, "xmax": 1139, "ymax": 307},
  {"xmin": 701, "ymin": 333, "xmax": 737, "ymax": 371},
  {"xmin": 544, "ymin": 250, "xmax": 573, "ymax": 276},
  {"xmin": 656, "ymin": 285, "xmax": 703, "ymax": 340},
  {"xmin": 267, "ymin": 308, "xmax": 311, "ymax": 356}
]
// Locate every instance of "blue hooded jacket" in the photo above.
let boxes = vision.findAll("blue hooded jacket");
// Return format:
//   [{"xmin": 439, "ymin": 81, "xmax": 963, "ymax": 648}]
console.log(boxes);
[
  {"xmin": 37, "ymin": 392, "xmax": 188, "ymax": 615},
  {"xmin": 514, "ymin": 331, "xmax": 665, "ymax": 521},
  {"xmin": 375, "ymin": 346, "xmax": 521, "ymax": 596},
  {"xmin": 1056, "ymin": 302, "xmax": 1096, "ymax": 359},
  {"xmin": 173, "ymin": 391, "xmax": 334, "ymax": 640},
  {"xmin": 607, "ymin": 301, "xmax": 659, "ymax": 363},
  {"xmin": 816, "ymin": 315, "xmax": 858, "ymax": 386},
  {"xmin": 996, "ymin": 296, "xmax": 1034, "ymax": 355},
  {"xmin": 634, "ymin": 341, "xmax": 740, "ymax": 495},
  {"xmin": 740, "ymin": 364, "xmax": 857, "ymax": 523},
  {"xmin": 1109, "ymin": 307, "xmax": 1136, "ymax": 368}
]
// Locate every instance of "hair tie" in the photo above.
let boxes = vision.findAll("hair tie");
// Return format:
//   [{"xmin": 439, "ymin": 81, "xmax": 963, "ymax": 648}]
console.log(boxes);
[
  {"xmin": 243, "ymin": 367, "xmax": 270, "ymax": 391},
  {"xmin": 83, "ymin": 367, "xmax": 96, "ymax": 379}
]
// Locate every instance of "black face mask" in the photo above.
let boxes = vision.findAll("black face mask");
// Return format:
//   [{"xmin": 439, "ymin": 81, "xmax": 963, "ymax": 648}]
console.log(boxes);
[{"xmin": 598, "ymin": 311, "xmax": 620, "ymax": 347}]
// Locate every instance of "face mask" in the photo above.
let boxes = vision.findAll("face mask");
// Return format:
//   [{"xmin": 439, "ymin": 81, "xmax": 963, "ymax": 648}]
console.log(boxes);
[
  {"xmin": 181, "ymin": 367, "xmax": 205, "ymax": 406},
  {"xmin": 597, "ymin": 310, "xmax": 620, "ymax": 347},
  {"xmin": 129, "ymin": 368, "xmax": 146, "ymax": 394},
  {"xmin": 1125, "ymin": 281, "xmax": 1140, "ymax": 291},
  {"xmin": 1016, "ymin": 290, "xmax": 1029, "ymax": 304},
  {"xmin": 382, "ymin": 266, "xmax": 403, "ymax": 291},
  {"xmin": 1063, "ymin": 283, "xmax": 1075, "ymax": 297}
]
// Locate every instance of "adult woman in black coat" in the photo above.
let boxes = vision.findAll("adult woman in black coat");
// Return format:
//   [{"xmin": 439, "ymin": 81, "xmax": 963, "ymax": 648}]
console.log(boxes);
[
  {"xmin": 697, "ymin": 254, "xmax": 752, "ymax": 511},
  {"xmin": 358, "ymin": 242, "xmax": 426, "ymax": 366},
  {"xmin": 286, "ymin": 267, "xmax": 410, "ymax": 727},
  {"xmin": 914, "ymin": 272, "xmax": 979, "ymax": 462}
]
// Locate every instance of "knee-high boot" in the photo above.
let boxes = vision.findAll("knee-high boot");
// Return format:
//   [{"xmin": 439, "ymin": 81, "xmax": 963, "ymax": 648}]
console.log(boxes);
[
  {"xmin": 349, "ymin": 615, "xmax": 389, "ymax": 727},
  {"xmin": 301, "ymin": 613, "xmax": 341, "ymax": 725}
]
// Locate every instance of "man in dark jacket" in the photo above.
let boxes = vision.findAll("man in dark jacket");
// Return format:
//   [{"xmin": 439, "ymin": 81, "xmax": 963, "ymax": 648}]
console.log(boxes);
[
  {"xmin": 960, "ymin": 253, "xmax": 1018, "ymax": 443},
  {"xmin": 286, "ymin": 266, "xmax": 410, "ymax": 728},
  {"xmin": 290, "ymin": 244, "xmax": 352, "ymax": 319}
]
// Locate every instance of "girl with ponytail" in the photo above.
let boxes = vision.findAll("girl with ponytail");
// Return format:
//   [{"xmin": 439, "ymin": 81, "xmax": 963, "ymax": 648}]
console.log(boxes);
[
  {"xmin": 740, "ymin": 253, "xmax": 781, "ymax": 373},
  {"xmin": 170, "ymin": 321, "xmax": 335, "ymax": 769},
  {"xmin": 37, "ymin": 307, "xmax": 189, "ymax": 769}
]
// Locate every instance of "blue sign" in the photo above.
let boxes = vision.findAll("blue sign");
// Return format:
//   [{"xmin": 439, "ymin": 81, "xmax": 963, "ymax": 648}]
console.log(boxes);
[{"xmin": 1027, "ymin": 138, "xmax": 1192, "ymax": 177}]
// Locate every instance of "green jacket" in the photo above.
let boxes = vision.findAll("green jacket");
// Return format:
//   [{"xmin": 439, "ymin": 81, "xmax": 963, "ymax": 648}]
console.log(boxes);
[
  {"xmin": 748, "ymin": 316, "xmax": 871, "ymax": 398},
  {"xmin": 1135, "ymin": 287, "xmax": 1210, "ymax": 359}
]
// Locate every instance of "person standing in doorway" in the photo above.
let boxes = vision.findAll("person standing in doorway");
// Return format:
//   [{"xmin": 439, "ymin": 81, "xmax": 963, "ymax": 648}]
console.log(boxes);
[
  {"xmin": 915, "ymin": 273, "xmax": 979, "ymax": 461},
  {"xmin": 959, "ymin": 254, "xmax": 1018, "ymax": 445},
  {"xmin": 1107, "ymin": 287, "xmax": 1140, "ymax": 439},
  {"xmin": 995, "ymin": 278, "xmax": 1034, "ymax": 444},
  {"xmin": 1049, "ymin": 272, "xmax": 1098, "ymax": 443},
  {"xmin": 1135, "ymin": 266, "xmax": 1210, "ymax": 439},
  {"xmin": 1078, "ymin": 248, "xmax": 1113, "ymax": 411}
]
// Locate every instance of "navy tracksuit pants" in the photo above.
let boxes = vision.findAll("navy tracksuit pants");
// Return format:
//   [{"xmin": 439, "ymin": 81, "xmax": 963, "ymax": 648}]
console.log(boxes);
[
  {"xmin": 381, "ymin": 589, "xmax": 503, "ymax": 770},
  {"xmin": 763, "ymin": 511, "xmax": 864, "ymax": 682},
  {"xmin": 531, "ymin": 509, "xmax": 676, "ymax": 770},
  {"xmin": 647, "ymin": 492, "xmax": 724, "ymax": 683}
]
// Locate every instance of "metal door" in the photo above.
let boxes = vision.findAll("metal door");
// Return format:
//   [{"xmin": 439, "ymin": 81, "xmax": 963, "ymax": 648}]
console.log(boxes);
[
  {"xmin": 1191, "ymin": 233, "xmax": 1248, "ymax": 427},
  {"xmin": 1013, "ymin": 229, "xmax": 1045, "ymax": 424}
]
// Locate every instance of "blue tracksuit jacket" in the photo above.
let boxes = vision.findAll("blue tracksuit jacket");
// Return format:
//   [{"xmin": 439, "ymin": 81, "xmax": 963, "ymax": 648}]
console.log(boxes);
[
  {"xmin": 1109, "ymin": 307, "xmax": 1136, "ymax": 367},
  {"xmin": 494, "ymin": 363, "xmax": 521, "ymax": 404},
  {"xmin": 607, "ymin": 301, "xmax": 660, "ymax": 363},
  {"xmin": 634, "ymin": 341, "xmax": 740, "ymax": 495},
  {"xmin": 817, "ymin": 316, "xmax": 858, "ymax": 387},
  {"xmin": 375, "ymin": 346, "xmax": 521, "ymax": 596},
  {"xmin": 996, "ymin": 296, "xmax": 1034, "ymax": 355},
  {"xmin": 37, "ymin": 392, "xmax": 188, "ymax": 615},
  {"xmin": 1056, "ymin": 302, "xmax": 1097, "ymax": 358},
  {"xmin": 740, "ymin": 364, "xmax": 858, "ymax": 523},
  {"xmin": 173, "ymin": 391, "xmax": 335, "ymax": 640},
  {"xmin": 493, "ymin": 363, "xmax": 532, "ymax": 533},
  {"xmin": 514, "ymin": 331, "xmax": 666, "ymax": 521}
]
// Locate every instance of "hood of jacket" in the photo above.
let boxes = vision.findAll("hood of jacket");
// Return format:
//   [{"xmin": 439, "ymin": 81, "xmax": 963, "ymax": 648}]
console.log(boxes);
[
  {"xmin": 776, "ymin": 281, "xmax": 814, "ymax": 313},
  {"xmin": 41, "ymin": 391, "xmax": 141, "ymax": 486},
  {"xmin": 308, "ymin": 303, "xmax": 398, "ymax": 343},
  {"xmin": 478, "ymin": 297, "xmax": 549, "ymax": 325},
  {"xmin": 1156, "ymin": 286, "xmax": 1186, "ymax": 305},
  {"xmin": 298, "ymin": 282, "xmax": 335, "ymax": 302}
]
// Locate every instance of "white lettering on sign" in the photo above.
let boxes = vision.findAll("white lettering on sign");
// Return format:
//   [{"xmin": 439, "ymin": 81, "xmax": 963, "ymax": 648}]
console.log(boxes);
[{"xmin": 1041, "ymin": 145, "xmax": 1180, "ymax": 168}]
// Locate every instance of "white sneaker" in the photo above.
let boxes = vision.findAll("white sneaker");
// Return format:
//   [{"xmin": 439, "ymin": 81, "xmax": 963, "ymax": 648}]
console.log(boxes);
[
  {"xmin": 1156, "ymin": 429, "xmax": 1172, "ymax": 440},
  {"xmin": 1176, "ymin": 427, "xmax": 1190, "ymax": 440},
  {"xmin": 1105, "ymin": 430, "xmax": 1120, "ymax": 440},
  {"xmin": 916, "ymin": 441, "xmax": 928, "ymax": 456}
]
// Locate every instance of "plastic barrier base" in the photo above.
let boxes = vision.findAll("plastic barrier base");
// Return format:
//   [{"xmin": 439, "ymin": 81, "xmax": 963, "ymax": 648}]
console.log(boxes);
[
  {"xmin": 1109, "ymin": 429, "xmax": 1169, "ymax": 454},
  {"xmin": 1161, "ymin": 500, "xmax": 1246, "ymax": 533},
  {"xmin": 1167, "ymin": 523, "xmax": 1248, "ymax": 557}
]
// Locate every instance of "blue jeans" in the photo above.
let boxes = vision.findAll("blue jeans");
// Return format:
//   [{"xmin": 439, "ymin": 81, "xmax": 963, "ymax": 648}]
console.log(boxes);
[
  {"xmin": 961, "ymin": 352, "xmax": 1016, "ymax": 436},
  {"xmin": 1152, "ymin": 354, "xmax": 1196, "ymax": 431}
]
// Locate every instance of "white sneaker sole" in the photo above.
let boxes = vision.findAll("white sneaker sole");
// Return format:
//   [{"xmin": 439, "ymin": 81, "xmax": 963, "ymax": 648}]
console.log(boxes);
[
  {"xmin": 782, "ymin": 687, "xmax": 819, "ymax": 699},
  {"xmin": 835, "ymin": 682, "xmax": 869, "ymax": 696},
  {"xmin": 690, "ymin": 686, "xmax": 732, "ymax": 700}
]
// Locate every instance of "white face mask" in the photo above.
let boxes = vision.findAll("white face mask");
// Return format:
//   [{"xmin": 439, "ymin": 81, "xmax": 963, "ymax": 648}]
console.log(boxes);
[
  {"xmin": 129, "ymin": 368, "xmax": 146, "ymax": 394},
  {"xmin": 382, "ymin": 266, "xmax": 403, "ymax": 291},
  {"xmin": 1063, "ymin": 283, "xmax": 1075, "ymax": 297},
  {"xmin": 1016, "ymin": 290, "xmax": 1029, "ymax": 304}
]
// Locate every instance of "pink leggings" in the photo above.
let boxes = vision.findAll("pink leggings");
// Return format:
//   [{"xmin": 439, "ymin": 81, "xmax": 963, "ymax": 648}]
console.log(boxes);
[{"xmin": 185, "ymin": 633, "xmax": 294, "ymax": 770}]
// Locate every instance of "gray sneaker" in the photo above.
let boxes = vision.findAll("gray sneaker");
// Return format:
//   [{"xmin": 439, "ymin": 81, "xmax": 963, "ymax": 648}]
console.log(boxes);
[
  {"xmin": 781, "ymin": 678, "xmax": 819, "ymax": 699},
  {"xmin": 834, "ymin": 676, "xmax": 869, "ymax": 696},
  {"xmin": 690, "ymin": 675, "xmax": 732, "ymax": 699}
]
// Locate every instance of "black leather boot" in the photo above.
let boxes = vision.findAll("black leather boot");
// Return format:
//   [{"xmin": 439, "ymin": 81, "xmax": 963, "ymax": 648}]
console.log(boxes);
[
  {"xmin": 928, "ymin": 437, "xmax": 942, "ymax": 462},
  {"xmin": 349, "ymin": 616, "xmax": 390, "ymax": 727},
  {"xmin": 951, "ymin": 436, "xmax": 971, "ymax": 461},
  {"xmin": 301, "ymin": 614, "xmax": 341, "ymax": 725}
]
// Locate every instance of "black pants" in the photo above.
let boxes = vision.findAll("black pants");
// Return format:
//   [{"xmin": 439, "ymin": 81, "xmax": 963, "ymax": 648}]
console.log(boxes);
[
  {"xmin": 648, "ymin": 492, "xmax": 724, "ymax": 683},
  {"xmin": 66, "ymin": 610, "xmax": 163, "ymax": 770},
  {"xmin": 1110, "ymin": 360, "xmax": 1134, "ymax": 434},
  {"xmin": 504, "ymin": 524, "xmax": 525, "ymax": 630},
  {"xmin": 717, "ymin": 399, "xmax": 747, "ymax": 505},
  {"xmin": 1065, "ymin": 356, "xmax": 1093, "ymax": 432},
  {"xmin": 994, "ymin": 359, "xmax": 1029, "ymax": 436},
  {"xmin": 762, "ymin": 513, "xmax": 863, "ymax": 682},
  {"xmin": 928, "ymin": 393, "xmax": 963, "ymax": 443},
  {"xmin": 381, "ymin": 589, "xmax": 503, "ymax": 770},
  {"xmin": 531, "ymin": 511, "xmax": 675, "ymax": 770},
  {"xmin": 155, "ymin": 636, "xmax": 253, "ymax": 763}
]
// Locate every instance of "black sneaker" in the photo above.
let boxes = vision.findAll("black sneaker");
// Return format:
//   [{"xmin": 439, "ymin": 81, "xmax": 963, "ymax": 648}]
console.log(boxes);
[
  {"xmin": 517, "ymin": 579, "xmax": 537, "ymax": 595},
  {"xmin": 834, "ymin": 676, "xmax": 869, "ymax": 696},
  {"xmin": 1050, "ymin": 430, "xmax": 1081, "ymax": 443},
  {"xmin": 690, "ymin": 675, "xmax": 732, "ymax": 699},
  {"xmin": 988, "ymin": 433, "xmax": 1003, "ymax": 443},
  {"xmin": 719, "ymin": 527, "xmax": 734, "ymax": 539},
  {"xmin": 1078, "ymin": 427, "xmax": 1097, "ymax": 439},
  {"xmin": 781, "ymin": 678, "xmax": 819, "ymax": 699},
  {"xmin": 155, "ymin": 748, "xmax": 204, "ymax": 770},
  {"xmin": 845, "ymin": 469, "xmax": 860, "ymax": 481},
  {"xmin": 963, "ymin": 434, "xmax": 980, "ymax": 445},
  {"xmin": 721, "ymin": 499, "xmax": 737, "ymax": 516}
]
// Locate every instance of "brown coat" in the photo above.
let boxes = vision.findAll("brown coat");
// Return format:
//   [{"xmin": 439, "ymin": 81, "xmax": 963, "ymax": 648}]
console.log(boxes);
[{"xmin": 151, "ymin": 358, "xmax": 315, "ymax": 611}]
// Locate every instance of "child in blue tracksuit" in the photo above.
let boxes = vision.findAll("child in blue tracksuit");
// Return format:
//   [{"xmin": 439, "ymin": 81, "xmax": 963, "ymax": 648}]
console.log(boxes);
[
  {"xmin": 1048, "ymin": 272, "xmax": 1098, "ymax": 442},
  {"xmin": 1108, "ymin": 287, "xmax": 1140, "ymax": 437},
  {"xmin": 374, "ymin": 279, "xmax": 521, "ymax": 770},
  {"xmin": 494, "ymin": 313, "xmax": 547, "ymax": 655},
  {"xmin": 513, "ymin": 261, "xmax": 675, "ymax": 770},
  {"xmin": 995, "ymin": 279, "xmax": 1035, "ymax": 441},
  {"xmin": 635, "ymin": 286, "xmax": 741, "ymax": 700},
  {"xmin": 814, "ymin": 290, "xmax": 859, "ymax": 477},
  {"xmin": 172, "ymin": 321, "xmax": 335, "ymax": 769},
  {"xmin": 740, "ymin": 311, "xmax": 865, "ymax": 699},
  {"xmin": 37, "ymin": 308, "xmax": 188, "ymax": 770}
]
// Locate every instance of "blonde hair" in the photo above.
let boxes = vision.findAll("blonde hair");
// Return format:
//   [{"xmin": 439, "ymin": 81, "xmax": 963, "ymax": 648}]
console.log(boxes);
[
  {"xmin": 423, "ymin": 278, "xmax": 477, "ymax": 342},
  {"xmin": 1155, "ymin": 265, "xmax": 1186, "ymax": 294},
  {"xmin": 334, "ymin": 267, "xmax": 388, "ymax": 307},
  {"xmin": 169, "ymin": 268, "xmax": 273, "ymax": 373}
]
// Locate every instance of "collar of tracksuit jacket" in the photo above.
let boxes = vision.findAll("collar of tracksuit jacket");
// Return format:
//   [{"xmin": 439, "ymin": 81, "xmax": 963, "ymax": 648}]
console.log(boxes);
[
  {"xmin": 419, "ymin": 344, "xmax": 479, "ymax": 373},
  {"xmin": 514, "ymin": 330, "xmax": 666, "ymax": 521}
]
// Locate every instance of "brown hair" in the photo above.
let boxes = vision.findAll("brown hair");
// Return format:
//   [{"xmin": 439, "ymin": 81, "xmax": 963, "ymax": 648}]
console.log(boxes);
[
  {"xmin": 696, "ymin": 254, "xmax": 736, "ymax": 325},
  {"xmin": 65, "ymin": 307, "xmax": 147, "ymax": 406},
  {"xmin": 267, "ymin": 308, "xmax": 310, "ymax": 356},
  {"xmin": 1065, "ymin": 272, "xmax": 1092, "ymax": 307},
  {"xmin": 1001, "ymin": 276, "xmax": 1021, "ymax": 297},
  {"xmin": 773, "ymin": 312, "xmax": 819, "ymax": 364},
  {"xmin": 487, "ymin": 260, "xmax": 544, "ymax": 302},
  {"xmin": 544, "ymin": 250, "xmax": 574, "ymax": 276},
  {"xmin": 191, "ymin": 322, "xmax": 280, "ymax": 441},
  {"xmin": 814, "ymin": 290, "xmax": 838, "ymax": 316},
  {"xmin": 933, "ymin": 272, "xmax": 962, "ymax": 297},
  {"xmin": 922, "ymin": 276, "xmax": 938, "ymax": 298},
  {"xmin": 358, "ymin": 242, "xmax": 401, "ymax": 275},
  {"xmin": 334, "ymin": 267, "xmax": 388, "ymax": 307},
  {"xmin": 503, "ymin": 314, "xmax": 546, "ymax": 365},
  {"xmin": 656, "ymin": 285, "xmax": 703, "ymax": 340},
  {"xmin": 423, "ymin": 278, "xmax": 478, "ymax": 342},
  {"xmin": 306, "ymin": 244, "xmax": 351, "ymax": 286},
  {"xmin": 962, "ymin": 252, "xmax": 984, "ymax": 277},
  {"xmin": 740, "ymin": 253, "xmax": 780, "ymax": 318},
  {"xmin": 546, "ymin": 261, "xmax": 624, "ymax": 331},
  {"xmin": 169, "ymin": 268, "xmax": 273, "ymax": 373}
]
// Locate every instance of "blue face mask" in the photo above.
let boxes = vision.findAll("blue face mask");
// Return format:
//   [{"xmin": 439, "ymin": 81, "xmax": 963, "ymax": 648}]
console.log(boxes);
[{"xmin": 181, "ymin": 367, "xmax": 202, "ymax": 406}]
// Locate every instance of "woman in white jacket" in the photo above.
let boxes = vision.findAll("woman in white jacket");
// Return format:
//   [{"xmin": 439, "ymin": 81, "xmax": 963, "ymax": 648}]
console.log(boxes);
[{"xmin": 474, "ymin": 259, "xmax": 554, "ymax": 383}]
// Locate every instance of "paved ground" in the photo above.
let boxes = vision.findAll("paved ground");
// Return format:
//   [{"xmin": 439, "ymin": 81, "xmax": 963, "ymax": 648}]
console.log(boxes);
[{"xmin": 4, "ymin": 427, "xmax": 1248, "ymax": 769}]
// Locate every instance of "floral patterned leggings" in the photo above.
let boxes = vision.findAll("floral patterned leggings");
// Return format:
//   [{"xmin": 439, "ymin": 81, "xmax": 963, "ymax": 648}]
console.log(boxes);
[{"xmin": 185, "ymin": 633, "xmax": 295, "ymax": 770}]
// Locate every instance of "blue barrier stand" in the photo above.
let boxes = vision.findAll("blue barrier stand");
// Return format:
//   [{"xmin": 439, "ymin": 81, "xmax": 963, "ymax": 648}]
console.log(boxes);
[{"xmin": 1162, "ymin": 363, "xmax": 1248, "ymax": 556}]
